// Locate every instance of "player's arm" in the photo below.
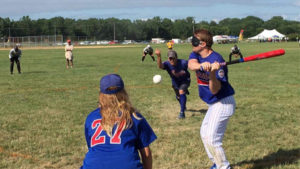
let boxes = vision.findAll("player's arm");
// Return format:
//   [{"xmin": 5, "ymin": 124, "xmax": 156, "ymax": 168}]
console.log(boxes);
[
  {"xmin": 9, "ymin": 50, "xmax": 13, "ymax": 59},
  {"xmin": 188, "ymin": 59, "xmax": 205, "ymax": 71},
  {"xmin": 188, "ymin": 59, "xmax": 199, "ymax": 70},
  {"xmin": 139, "ymin": 146, "xmax": 152, "ymax": 169},
  {"xmin": 188, "ymin": 59, "xmax": 211, "ymax": 71},
  {"xmin": 155, "ymin": 49, "xmax": 164, "ymax": 69},
  {"xmin": 209, "ymin": 62, "xmax": 221, "ymax": 95}
]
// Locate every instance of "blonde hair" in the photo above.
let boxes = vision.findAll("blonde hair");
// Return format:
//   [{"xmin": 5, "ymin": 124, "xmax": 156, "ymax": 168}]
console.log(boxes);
[{"xmin": 99, "ymin": 88, "xmax": 140, "ymax": 137}]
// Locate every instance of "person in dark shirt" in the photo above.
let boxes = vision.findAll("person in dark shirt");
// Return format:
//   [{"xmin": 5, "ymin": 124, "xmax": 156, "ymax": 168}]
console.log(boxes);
[{"xmin": 229, "ymin": 44, "xmax": 243, "ymax": 63}]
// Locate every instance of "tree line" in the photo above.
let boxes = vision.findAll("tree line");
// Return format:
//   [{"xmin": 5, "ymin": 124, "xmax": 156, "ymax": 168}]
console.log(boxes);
[{"xmin": 0, "ymin": 16, "xmax": 299, "ymax": 41}]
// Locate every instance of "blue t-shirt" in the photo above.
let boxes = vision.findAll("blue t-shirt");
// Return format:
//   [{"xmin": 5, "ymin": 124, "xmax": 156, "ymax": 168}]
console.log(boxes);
[
  {"xmin": 163, "ymin": 59, "xmax": 191, "ymax": 88},
  {"xmin": 188, "ymin": 51, "xmax": 235, "ymax": 104},
  {"xmin": 81, "ymin": 108, "xmax": 157, "ymax": 169}
]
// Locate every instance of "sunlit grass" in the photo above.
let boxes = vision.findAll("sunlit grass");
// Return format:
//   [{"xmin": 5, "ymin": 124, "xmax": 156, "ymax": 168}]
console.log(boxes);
[{"xmin": 0, "ymin": 42, "xmax": 299, "ymax": 169}]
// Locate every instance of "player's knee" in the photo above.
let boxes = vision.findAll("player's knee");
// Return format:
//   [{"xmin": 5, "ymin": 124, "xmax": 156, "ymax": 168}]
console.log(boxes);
[
  {"xmin": 200, "ymin": 132, "xmax": 217, "ymax": 145},
  {"xmin": 179, "ymin": 90, "xmax": 185, "ymax": 95}
]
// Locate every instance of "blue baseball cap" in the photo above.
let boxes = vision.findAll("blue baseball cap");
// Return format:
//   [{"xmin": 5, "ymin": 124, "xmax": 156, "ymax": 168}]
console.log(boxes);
[{"xmin": 100, "ymin": 74, "xmax": 124, "ymax": 94}]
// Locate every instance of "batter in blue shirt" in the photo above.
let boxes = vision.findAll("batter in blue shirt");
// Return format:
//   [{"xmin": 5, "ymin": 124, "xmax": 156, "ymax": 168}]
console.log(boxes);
[
  {"xmin": 188, "ymin": 29, "xmax": 235, "ymax": 169},
  {"xmin": 155, "ymin": 49, "xmax": 191, "ymax": 119}
]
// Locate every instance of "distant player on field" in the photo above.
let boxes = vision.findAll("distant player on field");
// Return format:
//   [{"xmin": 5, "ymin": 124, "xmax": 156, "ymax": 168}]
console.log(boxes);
[
  {"xmin": 188, "ymin": 29, "xmax": 235, "ymax": 169},
  {"xmin": 142, "ymin": 45, "xmax": 155, "ymax": 62},
  {"xmin": 229, "ymin": 44, "xmax": 243, "ymax": 63},
  {"xmin": 166, "ymin": 40, "xmax": 174, "ymax": 50},
  {"xmin": 155, "ymin": 49, "xmax": 190, "ymax": 119},
  {"xmin": 81, "ymin": 74, "xmax": 157, "ymax": 169},
  {"xmin": 9, "ymin": 44, "xmax": 22, "ymax": 74},
  {"xmin": 65, "ymin": 40, "xmax": 74, "ymax": 68}
]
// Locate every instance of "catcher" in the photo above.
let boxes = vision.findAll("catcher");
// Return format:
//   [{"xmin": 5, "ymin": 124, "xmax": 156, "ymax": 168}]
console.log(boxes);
[{"xmin": 229, "ymin": 44, "xmax": 243, "ymax": 63}]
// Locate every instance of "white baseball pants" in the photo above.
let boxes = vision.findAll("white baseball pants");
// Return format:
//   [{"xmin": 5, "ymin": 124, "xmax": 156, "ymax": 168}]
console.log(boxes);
[{"xmin": 200, "ymin": 95, "xmax": 235, "ymax": 169}]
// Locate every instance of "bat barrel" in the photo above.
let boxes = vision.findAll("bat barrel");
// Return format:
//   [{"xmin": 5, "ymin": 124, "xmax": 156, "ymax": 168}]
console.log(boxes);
[
  {"xmin": 243, "ymin": 49, "xmax": 285, "ymax": 62},
  {"xmin": 202, "ymin": 49, "xmax": 285, "ymax": 69}
]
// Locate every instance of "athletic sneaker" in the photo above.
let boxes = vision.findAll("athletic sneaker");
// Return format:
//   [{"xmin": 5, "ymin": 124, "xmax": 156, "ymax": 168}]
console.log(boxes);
[
  {"xmin": 177, "ymin": 112, "xmax": 185, "ymax": 119},
  {"xmin": 210, "ymin": 163, "xmax": 216, "ymax": 169}
]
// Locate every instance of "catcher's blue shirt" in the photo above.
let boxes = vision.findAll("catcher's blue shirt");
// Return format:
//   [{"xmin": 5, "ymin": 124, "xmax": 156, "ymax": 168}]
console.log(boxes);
[
  {"xmin": 189, "ymin": 51, "xmax": 235, "ymax": 104},
  {"xmin": 81, "ymin": 108, "xmax": 157, "ymax": 169},
  {"xmin": 163, "ymin": 59, "xmax": 191, "ymax": 88}
]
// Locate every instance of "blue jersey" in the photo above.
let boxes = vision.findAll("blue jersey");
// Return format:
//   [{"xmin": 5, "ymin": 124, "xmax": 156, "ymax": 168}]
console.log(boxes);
[
  {"xmin": 163, "ymin": 59, "xmax": 191, "ymax": 88},
  {"xmin": 81, "ymin": 108, "xmax": 157, "ymax": 169},
  {"xmin": 188, "ymin": 51, "xmax": 235, "ymax": 104}
]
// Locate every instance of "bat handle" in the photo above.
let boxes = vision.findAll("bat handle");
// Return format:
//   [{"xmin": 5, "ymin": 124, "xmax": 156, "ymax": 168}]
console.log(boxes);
[
  {"xmin": 226, "ymin": 58, "xmax": 244, "ymax": 65},
  {"xmin": 199, "ymin": 61, "xmax": 229, "ymax": 71}
]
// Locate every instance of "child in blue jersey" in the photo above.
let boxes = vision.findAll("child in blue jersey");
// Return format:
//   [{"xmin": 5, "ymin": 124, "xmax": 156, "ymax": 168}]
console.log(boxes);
[
  {"xmin": 81, "ymin": 74, "xmax": 157, "ymax": 169},
  {"xmin": 155, "ymin": 49, "xmax": 191, "ymax": 119},
  {"xmin": 188, "ymin": 29, "xmax": 235, "ymax": 169}
]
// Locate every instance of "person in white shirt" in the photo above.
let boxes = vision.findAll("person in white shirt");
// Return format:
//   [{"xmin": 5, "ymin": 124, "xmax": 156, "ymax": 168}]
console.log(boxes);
[
  {"xmin": 9, "ymin": 44, "xmax": 22, "ymax": 74},
  {"xmin": 65, "ymin": 40, "xmax": 74, "ymax": 68}
]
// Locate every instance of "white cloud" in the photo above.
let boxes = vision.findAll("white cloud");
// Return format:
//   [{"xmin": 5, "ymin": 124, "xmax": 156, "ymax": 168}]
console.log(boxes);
[{"xmin": 281, "ymin": 14, "xmax": 288, "ymax": 20}]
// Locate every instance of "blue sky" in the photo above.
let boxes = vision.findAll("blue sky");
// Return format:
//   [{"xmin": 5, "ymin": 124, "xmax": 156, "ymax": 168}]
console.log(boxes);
[{"xmin": 1, "ymin": 0, "xmax": 300, "ymax": 22}]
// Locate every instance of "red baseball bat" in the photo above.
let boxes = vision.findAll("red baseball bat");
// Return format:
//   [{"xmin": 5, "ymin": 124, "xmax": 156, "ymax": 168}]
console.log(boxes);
[{"xmin": 225, "ymin": 49, "xmax": 285, "ymax": 65}]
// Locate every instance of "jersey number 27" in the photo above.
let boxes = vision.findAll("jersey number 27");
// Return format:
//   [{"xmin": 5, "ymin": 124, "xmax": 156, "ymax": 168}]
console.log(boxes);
[{"xmin": 91, "ymin": 119, "xmax": 125, "ymax": 147}]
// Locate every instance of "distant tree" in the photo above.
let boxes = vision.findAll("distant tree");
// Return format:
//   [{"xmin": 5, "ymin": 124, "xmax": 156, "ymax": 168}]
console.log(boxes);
[
  {"xmin": 240, "ymin": 16, "xmax": 264, "ymax": 37},
  {"xmin": 219, "ymin": 18, "xmax": 242, "ymax": 35},
  {"xmin": 1, "ymin": 15, "xmax": 299, "ymax": 41},
  {"xmin": 263, "ymin": 16, "xmax": 284, "ymax": 30},
  {"xmin": 159, "ymin": 18, "xmax": 173, "ymax": 39}
]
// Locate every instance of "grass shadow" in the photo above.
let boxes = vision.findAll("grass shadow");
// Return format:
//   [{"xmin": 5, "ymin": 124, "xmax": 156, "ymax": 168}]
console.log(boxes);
[
  {"xmin": 187, "ymin": 109, "xmax": 207, "ymax": 114},
  {"xmin": 233, "ymin": 148, "xmax": 300, "ymax": 169}
]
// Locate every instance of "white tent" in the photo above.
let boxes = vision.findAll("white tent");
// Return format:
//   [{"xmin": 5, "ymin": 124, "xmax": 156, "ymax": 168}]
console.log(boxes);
[{"xmin": 248, "ymin": 29, "xmax": 285, "ymax": 40}]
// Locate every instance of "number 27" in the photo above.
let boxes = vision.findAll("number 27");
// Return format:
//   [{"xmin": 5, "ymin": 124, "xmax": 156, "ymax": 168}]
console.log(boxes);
[{"xmin": 91, "ymin": 119, "xmax": 125, "ymax": 147}]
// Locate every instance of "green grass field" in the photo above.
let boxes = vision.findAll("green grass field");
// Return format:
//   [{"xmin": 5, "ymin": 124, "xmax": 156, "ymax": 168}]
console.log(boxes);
[{"xmin": 0, "ymin": 42, "xmax": 299, "ymax": 169}]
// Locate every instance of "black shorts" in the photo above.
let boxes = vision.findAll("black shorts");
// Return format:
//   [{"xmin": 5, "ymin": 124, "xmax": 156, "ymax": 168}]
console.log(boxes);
[
  {"xmin": 144, "ymin": 51, "xmax": 153, "ymax": 56},
  {"xmin": 10, "ymin": 57, "xmax": 20, "ymax": 63},
  {"xmin": 172, "ymin": 81, "xmax": 190, "ymax": 96}
]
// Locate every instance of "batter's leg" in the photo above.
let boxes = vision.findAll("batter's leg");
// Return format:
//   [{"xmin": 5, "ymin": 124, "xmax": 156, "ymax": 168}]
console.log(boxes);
[
  {"xmin": 200, "ymin": 96, "xmax": 235, "ymax": 169},
  {"xmin": 200, "ymin": 109, "xmax": 215, "ymax": 162}
]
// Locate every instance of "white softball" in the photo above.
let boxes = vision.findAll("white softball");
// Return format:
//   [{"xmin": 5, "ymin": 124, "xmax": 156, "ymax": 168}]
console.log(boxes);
[{"xmin": 153, "ymin": 75, "xmax": 162, "ymax": 84}]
